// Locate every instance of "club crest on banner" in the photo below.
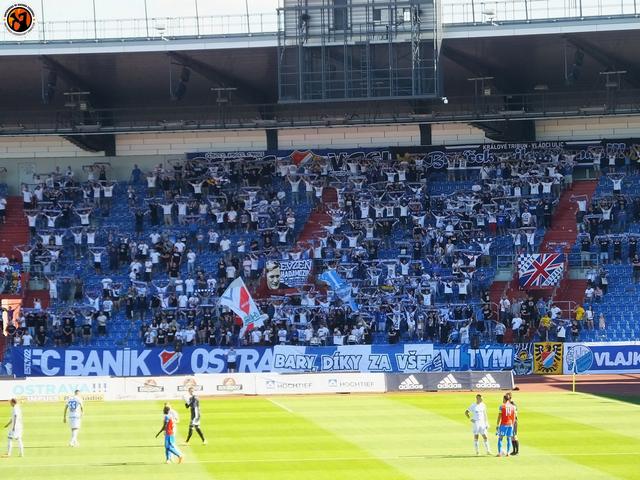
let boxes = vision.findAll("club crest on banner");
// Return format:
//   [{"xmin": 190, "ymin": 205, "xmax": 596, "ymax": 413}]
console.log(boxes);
[
  {"xmin": 533, "ymin": 342, "xmax": 563, "ymax": 375},
  {"xmin": 158, "ymin": 350, "xmax": 182, "ymax": 375},
  {"xmin": 564, "ymin": 344, "xmax": 595, "ymax": 374}
]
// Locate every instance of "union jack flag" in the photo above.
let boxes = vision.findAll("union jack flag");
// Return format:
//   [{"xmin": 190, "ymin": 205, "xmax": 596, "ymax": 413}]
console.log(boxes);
[{"xmin": 518, "ymin": 253, "xmax": 565, "ymax": 289}]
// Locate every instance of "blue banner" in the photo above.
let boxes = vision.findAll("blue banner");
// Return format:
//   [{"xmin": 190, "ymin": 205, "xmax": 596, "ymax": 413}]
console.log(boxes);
[
  {"xmin": 319, "ymin": 269, "xmax": 359, "ymax": 312},
  {"xmin": 563, "ymin": 342, "xmax": 640, "ymax": 374},
  {"xmin": 9, "ymin": 344, "xmax": 515, "ymax": 377}
]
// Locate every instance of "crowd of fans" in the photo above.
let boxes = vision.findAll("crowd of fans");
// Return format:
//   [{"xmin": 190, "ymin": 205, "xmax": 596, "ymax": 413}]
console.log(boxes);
[{"xmin": 5, "ymin": 143, "xmax": 638, "ymax": 351}]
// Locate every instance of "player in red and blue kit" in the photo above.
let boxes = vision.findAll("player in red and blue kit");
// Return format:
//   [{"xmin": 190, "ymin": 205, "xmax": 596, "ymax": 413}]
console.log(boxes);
[
  {"xmin": 506, "ymin": 392, "xmax": 520, "ymax": 455},
  {"xmin": 156, "ymin": 406, "xmax": 184, "ymax": 464},
  {"xmin": 495, "ymin": 395, "xmax": 516, "ymax": 457}
]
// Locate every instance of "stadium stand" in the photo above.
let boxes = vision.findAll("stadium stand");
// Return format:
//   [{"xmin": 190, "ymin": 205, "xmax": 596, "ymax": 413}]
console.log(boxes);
[{"xmin": 2, "ymin": 141, "xmax": 615, "ymax": 357}]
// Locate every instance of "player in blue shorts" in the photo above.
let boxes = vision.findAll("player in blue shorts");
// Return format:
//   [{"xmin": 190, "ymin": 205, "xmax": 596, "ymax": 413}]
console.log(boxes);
[
  {"xmin": 506, "ymin": 392, "xmax": 519, "ymax": 455},
  {"xmin": 495, "ymin": 395, "xmax": 516, "ymax": 457},
  {"xmin": 156, "ymin": 405, "xmax": 184, "ymax": 464}
]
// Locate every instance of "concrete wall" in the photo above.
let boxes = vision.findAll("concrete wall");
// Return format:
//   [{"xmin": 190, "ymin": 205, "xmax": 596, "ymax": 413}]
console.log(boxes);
[
  {"xmin": 430, "ymin": 123, "xmax": 490, "ymax": 144},
  {"xmin": 114, "ymin": 124, "xmax": 490, "ymax": 152},
  {"xmin": 536, "ymin": 116, "xmax": 640, "ymax": 141},
  {"xmin": 115, "ymin": 131, "xmax": 267, "ymax": 155},
  {"xmin": 0, "ymin": 136, "xmax": 104, "ymax": 159}
]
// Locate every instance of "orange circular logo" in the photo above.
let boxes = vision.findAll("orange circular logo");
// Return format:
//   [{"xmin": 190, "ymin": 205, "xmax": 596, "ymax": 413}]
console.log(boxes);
[{"xmin": 4, "ymin": 4, "xmax": 34, "ymax": 35}]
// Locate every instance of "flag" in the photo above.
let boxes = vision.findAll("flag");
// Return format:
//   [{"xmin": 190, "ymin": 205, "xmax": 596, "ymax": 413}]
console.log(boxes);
[
  {"xmin": 289, "ymin": 150, "xmax": 316, "ymax": 166},
  {"xmin": 319, "ymin": 270, "xmax": 359, "ymax": 312},
  {"xmin": 220, "ymin": 277, "xmax": 268, "ymax": 336},
  {"xmin": 518, "ymin": 253, "xmax": 565, "ymax": 289}
]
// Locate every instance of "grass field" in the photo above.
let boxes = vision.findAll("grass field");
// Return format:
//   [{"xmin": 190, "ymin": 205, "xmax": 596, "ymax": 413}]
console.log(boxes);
[{"xmin": 0, "ymin": 391, "xmax": 638, "ymax": 480}]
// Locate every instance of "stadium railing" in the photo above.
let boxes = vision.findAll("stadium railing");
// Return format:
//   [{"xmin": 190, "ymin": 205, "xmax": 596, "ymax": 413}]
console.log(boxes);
[{"xmin": 1, "ymin": 0, "xmax": 638, "ymax": 44}]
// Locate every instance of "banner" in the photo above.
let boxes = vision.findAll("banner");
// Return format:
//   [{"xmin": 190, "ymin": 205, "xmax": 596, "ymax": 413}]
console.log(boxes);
[
  {"xmin": 262, "ymin": 259, "xmax": 312, "ymax": 290},
  {"xmin": 563, "ymin": 342, "xmax": 640, "ymax": 374},
  {"xmin": 219, "ymin": 277, "xmax": 268, "ymax": 336},
  {"xmin": 533, "ymin": 342, "xmax": 564, "ymax": 375},
  {"xmin": 11, "ymin": 346, "xmax": 274, "ymax": 377},
  {"xmin": 518, "ymin": 254, "xmax": 565, "ymax": 289},
  {"xmin": 385, "ymin": 371, "xmax": 514, "ymax": 392},
  {"xmin": 186, "ymin": 139, "xmax": 636, "ymax": 167},
  {"xmin": 272, "ymin": 344, "xmax": 514, "ymax": 373},
  {"xmin": 319, "ymin": 269, "xmax": 359, "ymax": 312},
  {"xmin": 512, "ymin": 343, "xmax": 534, "ymax": 375},
  {"xmin": 10, "ymin": 344, "xmax": 515, "ymax": 377},
  {"xmin": 278, "ymin": 259, "xmax": 312, "ymax": 287}
]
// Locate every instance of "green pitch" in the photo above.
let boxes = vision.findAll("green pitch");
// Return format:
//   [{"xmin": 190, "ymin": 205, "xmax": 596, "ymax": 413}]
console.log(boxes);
[{"xmin": 1, "ymin": 391, "xmax": 639, "ymax": 480}]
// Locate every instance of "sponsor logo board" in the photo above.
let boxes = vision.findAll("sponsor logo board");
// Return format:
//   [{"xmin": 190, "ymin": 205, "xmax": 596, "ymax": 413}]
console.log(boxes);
[
  {"xmin": 475, "ymin": 373, "xmax": 501, "ymax": 389},
  {"xmin": 398, "ymin": 375, "xmax": 424, "ymax": 391},
  {"xmin": 216, "ymin": 377, "xmax": 243, "ymax": 392},
  {"xmin": 437, "ymin": 374, "xmax": 462, "ymax": 390}
]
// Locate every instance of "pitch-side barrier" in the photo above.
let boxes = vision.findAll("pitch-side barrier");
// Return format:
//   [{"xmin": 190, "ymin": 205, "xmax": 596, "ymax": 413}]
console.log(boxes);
[{"xmin": 0, "ymin": 371, "xmax": 514, "ymax": 401}]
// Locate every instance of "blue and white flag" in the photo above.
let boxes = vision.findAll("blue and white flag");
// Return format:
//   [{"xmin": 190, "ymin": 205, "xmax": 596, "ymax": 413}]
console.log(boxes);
[{"xmin": 319, "ymin": 269, "xmax": 359, "ymax": 312}]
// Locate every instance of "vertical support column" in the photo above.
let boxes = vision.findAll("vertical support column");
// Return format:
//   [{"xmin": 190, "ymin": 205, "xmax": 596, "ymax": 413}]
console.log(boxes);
[
  {"xmin": 92, "ymin": 0, "xmax": 97, "ymax": 40},
  {"xmin": 419, "ymin": 124, "xmax": 432, "ymax": 146},
  {"xmin": 266, "ymin": 129, "xmax": 279, "ymax": 152}
]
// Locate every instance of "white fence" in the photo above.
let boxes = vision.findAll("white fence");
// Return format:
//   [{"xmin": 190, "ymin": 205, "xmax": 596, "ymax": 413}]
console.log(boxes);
[
  {"xmin": 0, "ymin": 372, "xmax": 387, "ymax": 401},
  {"xmin": 0, "ymin": 371, "xmax": 516, "ymax": 401}
]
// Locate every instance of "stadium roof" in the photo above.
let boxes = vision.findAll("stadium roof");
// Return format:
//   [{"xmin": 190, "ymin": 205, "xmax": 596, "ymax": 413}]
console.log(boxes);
[{"xmin": 2, "ymin": 7, "xmax": 640, "ymax": 138}]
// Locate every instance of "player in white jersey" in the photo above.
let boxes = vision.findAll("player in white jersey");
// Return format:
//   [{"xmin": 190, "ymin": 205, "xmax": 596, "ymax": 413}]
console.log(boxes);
[
  {"xmin": 3, "ymin": 399, "xmax": 24, "ymax": 457},
  {"xmin": 63, "ymin": 390, "xmax": 84, "ymax": 447},
  {"xmin": 464, "ymin": 394, "xmax": 492, "ymax": 455}
]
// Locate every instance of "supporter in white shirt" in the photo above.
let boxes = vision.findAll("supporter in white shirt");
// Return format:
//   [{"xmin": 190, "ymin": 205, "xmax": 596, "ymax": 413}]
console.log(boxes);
[
  {"xmin": 183, "ymin": 326, "xmax": 196, "ymax": 345},
  {"xmin": 186, "ymin": 250, "xmax": 196, "ymax": 273},
  {"xmin": 251, "ymin": 329, "xmax": 263, "ymax": 345},
  {"xmin": 278, "ymin": 328, "xmax": 288, "ymax": 344},
  {"xmin": 225, "ymin": 264, "xmax": 236, "ymax": 279},
  {"xmin": 220, "ymin": 237, "xmax": 231, "ymax": 253},
  {"xmin": 174, "ymin": 240, "xmax": 186, "ymax": 253},
  {"xmin": 511, "ymin": 315, "xmax": 523, "ymax": 332},
  {"xmin": 459, "ymin": 323, "xmax": 470, "ymax": 344},
  {"xmin": 178, "ymin": 294, "xmax": 189, "ymax": 309}
]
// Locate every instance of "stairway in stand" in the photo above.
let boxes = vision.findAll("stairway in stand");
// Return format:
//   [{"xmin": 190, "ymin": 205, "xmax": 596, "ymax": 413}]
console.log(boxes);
[
  {"xmin": 540, "ymin": 180, "xmax": 598, "ymax": 254},
  {"xmin": 488, "ymin": 281, "xmax": 508, "ymax": 307},
  {"xmin": 0, "ymin": 197, "xmax": 30, "ymax": 360},
  {"xmin": 552, "ymin": 278, "xmax": 588, "ymax": 313},
  {"xmin": 21, "ymin": 289, "xmax": 50, "ymax": 309},
  {"xmin": 488, "ymin": 181, "xmax": 598, "ymax": 340},
  {"xmin": 0, "ymin": 197, "xmax": 29, "ymax": 260},
  {"xmin": 541, "ymin": 180, "xmax": 598, "ymax": 314}
]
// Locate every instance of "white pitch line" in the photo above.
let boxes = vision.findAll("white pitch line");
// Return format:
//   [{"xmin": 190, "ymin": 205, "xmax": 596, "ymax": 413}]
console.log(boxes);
[
  {"xmin": 267, "ymin": 398, "xmax": 294, "ymax": 413},
  {"xmin": 7, "ymin": 452, "xmax": 639, "ymax": 468}
]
